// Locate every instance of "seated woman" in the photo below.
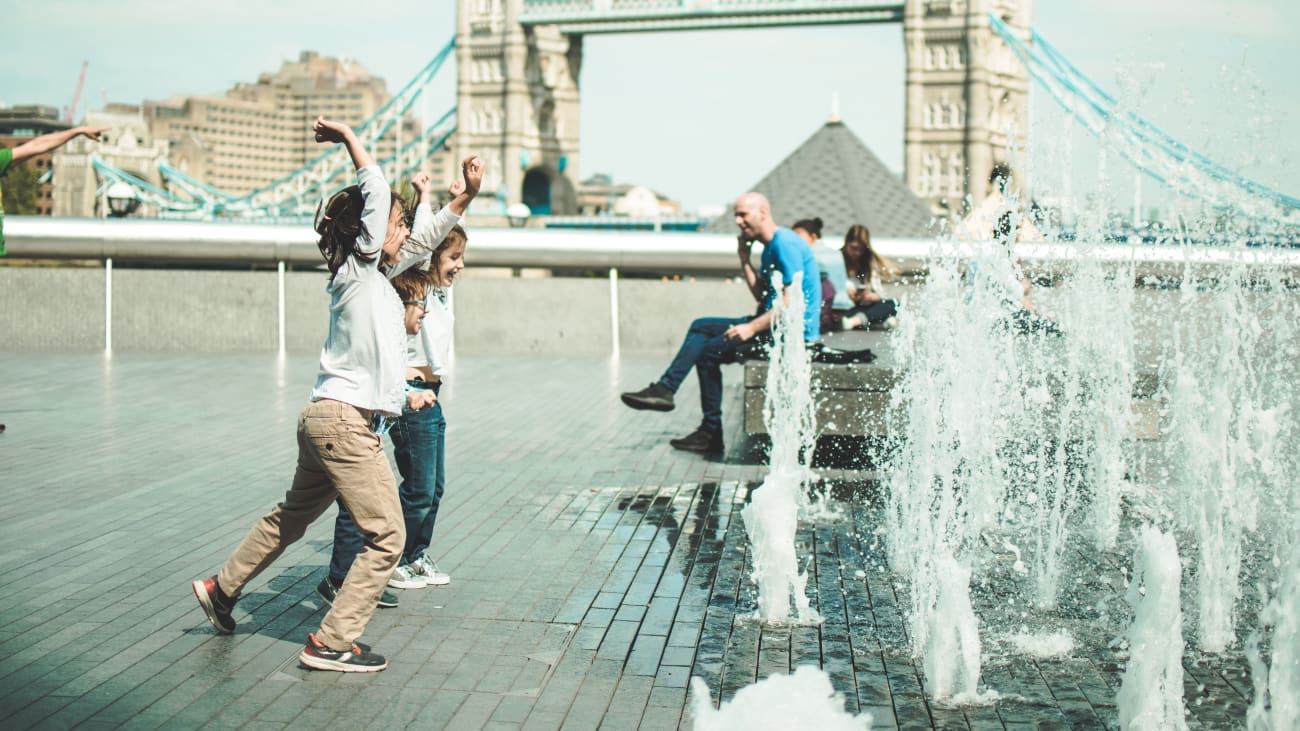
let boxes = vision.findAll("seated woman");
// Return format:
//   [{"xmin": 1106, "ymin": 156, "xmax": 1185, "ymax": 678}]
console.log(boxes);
[
  {"xmin": 839, "ymin": 223, "xmax": 899, "ymax": 330},
  {"xmin": 791, "ymin": 216, "xmax": 848, "ymax": 334}
]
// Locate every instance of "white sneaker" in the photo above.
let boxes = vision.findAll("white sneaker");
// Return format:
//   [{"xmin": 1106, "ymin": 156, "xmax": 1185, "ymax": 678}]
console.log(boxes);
[
  {"xmin": 387, "ymin": 563, "xmax": 427, "ymax": 589},
  {"xmin": 413, "ymin": 555, "xmax": 451, "ymax": 586}
]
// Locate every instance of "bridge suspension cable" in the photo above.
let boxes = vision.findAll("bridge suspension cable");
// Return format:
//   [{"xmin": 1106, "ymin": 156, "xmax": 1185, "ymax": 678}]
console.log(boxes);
[
  {"xmin": 96, "ymin": 38, "xmax": 457, "ymax": 219},
  {"xmin": 990, "ymin": 14, "xmax": 1300, "ymax": 214}
]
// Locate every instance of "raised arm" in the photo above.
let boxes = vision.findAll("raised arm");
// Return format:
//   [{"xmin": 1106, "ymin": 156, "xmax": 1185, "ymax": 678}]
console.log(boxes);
[
  {"xmin": 11, "ymin": 125, "xmax": 109, "ymax": 164},
  {"xmin": 445, "ymin": 155, "xmax": 484, "ymax": 216},
  {"xmin": 313, "ymin": 116, "xmax": 374, "ymax": 171},
  {"xmin": 314, "ymin": 117, "xmax": 388, "ymax": 258},
  {"xmin": 737, "ymin": 237, "xmax": 766, "ymax": 303}
]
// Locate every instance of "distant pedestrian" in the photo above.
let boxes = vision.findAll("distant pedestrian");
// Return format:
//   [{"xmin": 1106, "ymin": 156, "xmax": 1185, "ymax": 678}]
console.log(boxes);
[
  {"xmin": 620, "ymin": 192, "xmax": 821, "ymax": 455},
  {"xmin": 839, "ymin": 223, "xmax": 900, "ymax": 330},
  {"xmin": 323, "ymin": 161, "xmax": 482, "ymax": 601},
  {"xmin": 190, "ymin": 117, "xmax": 435, "ymax": 673}
]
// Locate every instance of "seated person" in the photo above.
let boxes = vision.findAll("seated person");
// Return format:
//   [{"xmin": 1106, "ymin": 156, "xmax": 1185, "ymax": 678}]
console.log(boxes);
[
  {"xmin": 839, "ymin": 223, "xmax": 900, "ymax": 330},
  {"xmin": 619, "ymin": 192, "xmax": 821, "ymax": 455},
  {"xmin": 792, "ymin": 216, "xmax": 852, "ymax": 334},
  {"xmin": 966, "ymin": 211, "xmax": 1061, "ymax": 336}
]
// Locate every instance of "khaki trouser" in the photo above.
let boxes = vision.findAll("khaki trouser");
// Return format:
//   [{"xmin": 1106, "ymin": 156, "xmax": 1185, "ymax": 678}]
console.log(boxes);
[{"xmin": 217, "ymin": 399, "xmax": 404, "ymax": 651}]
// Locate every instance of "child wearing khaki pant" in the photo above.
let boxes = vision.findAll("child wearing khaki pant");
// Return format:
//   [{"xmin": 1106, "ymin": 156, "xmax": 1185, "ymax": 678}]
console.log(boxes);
[{"xmin": 191, "ymin": 117, "xmax": 435, "ymax": 673}]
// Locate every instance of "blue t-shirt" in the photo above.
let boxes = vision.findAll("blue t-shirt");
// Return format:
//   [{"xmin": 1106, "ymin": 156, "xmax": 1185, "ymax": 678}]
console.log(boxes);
[{"xmin": 759, "ymin": 227, "xmax": 822, "ymax": 341}]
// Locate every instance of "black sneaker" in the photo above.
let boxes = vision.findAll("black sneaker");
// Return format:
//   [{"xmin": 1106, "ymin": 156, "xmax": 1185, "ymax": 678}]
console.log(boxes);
[
  {"xmin": 316, "ymin": 578, "xmax": 399, "ymax": 609},
  {"xmin": 299, "ymin": 632, "xmax": 388, "ymax": 673},
  {"xmin": 669, "ymin": 428, "xmax": 723, "ymax": 454},
  {"xmin": 621, "ymin": 382, "xmax": 675, "ymax": 412},
  {"xmin": 192, "ymin": 576, "xmax": 236, "ymax": 634}
]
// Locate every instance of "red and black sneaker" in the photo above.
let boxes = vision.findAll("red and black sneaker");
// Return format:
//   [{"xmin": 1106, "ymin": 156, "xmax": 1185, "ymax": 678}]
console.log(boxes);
[
  {"xmin": 299, "ymin": 632, "xmax": 388, "ymax": 673},
  {"xmin": 191, "ymin": 576, "xmax": 236, "ymax": 634}
]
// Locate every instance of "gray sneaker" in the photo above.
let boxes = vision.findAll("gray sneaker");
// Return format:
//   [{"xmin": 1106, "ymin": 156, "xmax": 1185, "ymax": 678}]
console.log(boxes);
[
  {"xmin": 388, "ymin": 564, "xmax": 427, "ymax": 589},
  {"xmin": 413, "ymin": 555, "xmax": 451, "ymax": 586}
]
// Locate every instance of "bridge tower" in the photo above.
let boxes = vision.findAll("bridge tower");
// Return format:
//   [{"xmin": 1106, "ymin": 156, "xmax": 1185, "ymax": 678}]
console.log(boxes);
[
  {"xmin": 456, "ymin": 0, "xmax": 582, "ymax": 215},
  {"xmin": 903, "ymin": 0, "xmax": 1033, "ymax": 215}
]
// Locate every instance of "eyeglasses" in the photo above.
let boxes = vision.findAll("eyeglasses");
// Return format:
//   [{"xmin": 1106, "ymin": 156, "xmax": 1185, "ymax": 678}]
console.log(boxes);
[{"xmin": 403, "ymin": 300, "xmax": 427, "ymax": 312}]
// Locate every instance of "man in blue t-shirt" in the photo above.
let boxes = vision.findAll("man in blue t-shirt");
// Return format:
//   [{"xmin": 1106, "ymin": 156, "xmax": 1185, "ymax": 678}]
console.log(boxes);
[{"xmin": 621, "ymin": 192, "xmax": 821, "ymax": 454}]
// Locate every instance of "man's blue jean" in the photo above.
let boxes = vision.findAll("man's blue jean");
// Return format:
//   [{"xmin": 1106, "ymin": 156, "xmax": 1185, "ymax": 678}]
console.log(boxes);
[
  {"xmin": 329, "ymin": 381, "xmax": 445, "ymax": 585},
  {"xmin": 658, "ymin": 316, "xmax": 751, "ymax": 435}
]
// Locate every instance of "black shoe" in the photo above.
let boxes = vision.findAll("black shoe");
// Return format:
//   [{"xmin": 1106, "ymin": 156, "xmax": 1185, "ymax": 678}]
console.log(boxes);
[
  {"xmin": 316, "ymin": 578, "xmax": 399, "ymax": 609},
  {"xmin": 192, "ymin": 576, "xmax": 236, "ymax": 634},
  {"xmin": 669, "ymin": 428, "xmax": 723, "ymax": 453},
  {"xmin": 299, "ymin": 632, "xmax": 388, "ymax": 673},
  {"xmin": 621, "ymin": 382, "xmax": 675, "ymax": 411}
]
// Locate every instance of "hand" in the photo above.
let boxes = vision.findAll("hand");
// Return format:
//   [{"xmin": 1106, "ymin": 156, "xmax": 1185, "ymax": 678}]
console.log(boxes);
[
  {"xmin": 448, "ymin": 179, "xmax": 465, "ymax": 198},
  {"xmin": 461, "ymin": 155, "xmax": 484, "ymax": 197},
  {"xmin": 79, "ymin": 126, "xmax": 110, "ymax": 142},
  {"xmin": 724, "ymin": 322, "xmax": 757, "ymax": 342},
  {"xmin": 407, "ymin": 389, "xmax": 437, "ymax": 410},
  {"xmin": 313, "ymin": 116, "xmax": 352, "ymax": 144},
  {"xmin": 737, "ymin": 234, "xmax": 754, "ymax": 254},
  {"xmin": 410, "ymin": 172, "xmax": 432, "ymax": 197}
]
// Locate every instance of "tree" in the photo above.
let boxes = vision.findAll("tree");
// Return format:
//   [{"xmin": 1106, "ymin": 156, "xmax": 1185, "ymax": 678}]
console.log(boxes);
[{"xmin": 1, "ymin": 147, "xmax": 42, "ymax": 215}]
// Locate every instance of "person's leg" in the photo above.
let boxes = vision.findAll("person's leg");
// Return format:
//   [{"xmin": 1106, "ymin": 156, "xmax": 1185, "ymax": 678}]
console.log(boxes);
[
  {"xmin": 303, "ymin": 404, "xmax": 405, "ymax": 652},
  {"xmin": 659, "ymin": 317, "xmax": 748, "ymax": 392},
  {"xmin": 216, "ymin": 402, "xmax": 340, "ymax": 598},
  {"xmin": 862, "ymin": 299, "xmax": 898, "ymax": 325},
  {"xmin": 405, "ymin": 401, "xmax": 445, "ymax": 564},
  {"xmin": 327, "ymin": 500, "xmax": 365, "ymax": 587}
]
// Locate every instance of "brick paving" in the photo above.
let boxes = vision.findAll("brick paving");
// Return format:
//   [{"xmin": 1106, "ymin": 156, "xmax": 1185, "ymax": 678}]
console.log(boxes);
[{"xmin": 0, "ymin": 353, "xmax": 1256, "ymax": 729}]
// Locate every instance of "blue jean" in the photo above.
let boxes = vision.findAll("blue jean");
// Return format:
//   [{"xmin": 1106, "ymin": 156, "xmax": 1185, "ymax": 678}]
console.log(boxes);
[
  {"xmin": 329, "ymin": 381, "xmax": 445, "ymax": 584},
  {"xmin": 658, "ymin": 316, "xmax": 750, "ymax": 435},
  {"xmin": 845, "ymin": 299, "xmax": 898, "ymax": 325}
]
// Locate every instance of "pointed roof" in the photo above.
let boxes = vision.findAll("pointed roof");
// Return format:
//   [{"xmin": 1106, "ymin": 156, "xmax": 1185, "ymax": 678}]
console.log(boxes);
[{"xmin": 706, "ymin": 120, "xmax": 935, "ymax": 238}]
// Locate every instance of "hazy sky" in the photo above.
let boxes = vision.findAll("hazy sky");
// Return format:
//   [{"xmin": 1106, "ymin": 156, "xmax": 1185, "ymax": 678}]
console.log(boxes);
[{"xmin": 3, "ymin": 1, "xmax": 1297, "ymax": 213}]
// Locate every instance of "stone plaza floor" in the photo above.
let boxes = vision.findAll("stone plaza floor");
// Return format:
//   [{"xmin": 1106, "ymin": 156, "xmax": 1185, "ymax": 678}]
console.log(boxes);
[{"xmin": 0, "ymin": 352, "xmax": 1257, "ymax": 730}]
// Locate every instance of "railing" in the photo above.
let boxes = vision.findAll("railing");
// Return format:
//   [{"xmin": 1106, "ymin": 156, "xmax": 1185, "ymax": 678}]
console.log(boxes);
[
  {"xmin": 7, "ymin": 216, "xmax": 1300, "ymax": 354},
  {"xmin": 9, "ymin": 216, "xmax": 1300, "ymax": 274}
]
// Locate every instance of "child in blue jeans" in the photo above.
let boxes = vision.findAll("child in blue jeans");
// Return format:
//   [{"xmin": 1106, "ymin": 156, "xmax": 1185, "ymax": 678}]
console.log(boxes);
[{"xmin": 321, "ymin": 163, "xmax": 481, "ymax": 601}]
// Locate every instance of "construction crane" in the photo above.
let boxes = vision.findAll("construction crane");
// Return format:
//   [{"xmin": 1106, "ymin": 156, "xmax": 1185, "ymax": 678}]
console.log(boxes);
[{"xmin": 66, "ymin": 61, "xmax": 87, "ymax": 124}]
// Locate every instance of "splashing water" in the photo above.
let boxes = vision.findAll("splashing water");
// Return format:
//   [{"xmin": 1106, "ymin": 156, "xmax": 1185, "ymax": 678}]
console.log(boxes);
[
  {"xmin": 741, "ymin": 271, "xmax": 820, "ymax": 624},
  {"xmin": 1247, "ymin": 539, "xmax": 1300, "ymax": 730},
  {"xmin": 690, "ymin": 666, "xmax": 871, "ymax": 730},
  {"xmin": 1117, "ymin": 525, "xmax": 1188, "ymax": 731}
]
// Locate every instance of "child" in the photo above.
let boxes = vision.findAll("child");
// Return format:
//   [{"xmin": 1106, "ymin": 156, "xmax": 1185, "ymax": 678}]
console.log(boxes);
[
  {"xmin": 386, "ymin": 222, "xmax": 470, "ymax": 589},
  {"xmin": 323, "ymin": 159, "xmax": 483, "ymax": 598},
  {"xmin": 190, "ymin": 117, "xmax": 436, "ymax": 674}
]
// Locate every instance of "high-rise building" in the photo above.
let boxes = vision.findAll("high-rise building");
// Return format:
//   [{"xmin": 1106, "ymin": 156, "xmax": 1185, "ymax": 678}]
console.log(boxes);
[{"xmin": 144, "ymin": 51, "xmax": 433, "ymax": 197}]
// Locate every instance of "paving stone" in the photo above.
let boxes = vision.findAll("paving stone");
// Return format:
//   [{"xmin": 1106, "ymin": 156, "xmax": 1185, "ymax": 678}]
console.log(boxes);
[{"xmin": 0, "ymin": 353, "xmax": 1261, "ymax": 730}]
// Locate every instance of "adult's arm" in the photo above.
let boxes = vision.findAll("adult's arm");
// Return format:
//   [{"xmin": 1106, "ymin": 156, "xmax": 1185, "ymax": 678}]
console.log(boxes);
[{"xmin": 10, "ymin": 126, "xmax": 108, "ymax": 164}]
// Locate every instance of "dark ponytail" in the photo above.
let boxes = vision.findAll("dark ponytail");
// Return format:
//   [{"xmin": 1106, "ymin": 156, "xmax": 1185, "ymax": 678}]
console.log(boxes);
[
  {"xmin": 792, "ymin": 216, "xmax": 824, "ymax": 239},
  {"xmin": 314, "ymin": 185, "xmax": 376, "ymax": 276}
]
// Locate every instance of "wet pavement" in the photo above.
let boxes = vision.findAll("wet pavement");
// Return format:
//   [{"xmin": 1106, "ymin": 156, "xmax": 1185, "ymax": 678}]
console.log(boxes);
[{"xmin": 0, "ymin": 353, "xmax": 1257, "ymax": 729}]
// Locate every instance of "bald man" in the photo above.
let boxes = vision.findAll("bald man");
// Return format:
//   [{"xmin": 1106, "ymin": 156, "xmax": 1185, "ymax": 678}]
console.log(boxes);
[{"xmin": 620, "ymin": 192, "xmax": 821, "ymax": 454}]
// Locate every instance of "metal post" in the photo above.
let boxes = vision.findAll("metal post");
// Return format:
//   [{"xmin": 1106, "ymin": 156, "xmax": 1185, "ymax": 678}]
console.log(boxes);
[
  {"xmin": 104, "ymin": 257, "xmax": 113, "ymax": 352},
  {"xmin": 609, "ymin": 267, "xmax": 620, "ymax": 358},
  {"xmin": 277, "ymin": 261, "xmax": 286, "ymax": 354}
]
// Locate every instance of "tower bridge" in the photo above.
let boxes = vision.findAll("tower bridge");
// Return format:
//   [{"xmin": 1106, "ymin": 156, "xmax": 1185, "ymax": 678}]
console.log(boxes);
[{"xmin": 456, "ymin": 0, "xmax": 1033, "ymax": 216}]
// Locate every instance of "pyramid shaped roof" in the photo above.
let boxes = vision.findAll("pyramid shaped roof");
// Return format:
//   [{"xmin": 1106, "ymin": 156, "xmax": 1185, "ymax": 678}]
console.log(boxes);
[{"xmin": 706, "ymin": 120, "xmax": 935, "ymax": 239}]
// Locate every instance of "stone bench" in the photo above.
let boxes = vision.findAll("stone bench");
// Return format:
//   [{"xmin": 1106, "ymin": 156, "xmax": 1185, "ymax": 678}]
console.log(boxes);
[{"xmin": 743, "ymin": 330, "xmax": 1165, "ymax": 440}]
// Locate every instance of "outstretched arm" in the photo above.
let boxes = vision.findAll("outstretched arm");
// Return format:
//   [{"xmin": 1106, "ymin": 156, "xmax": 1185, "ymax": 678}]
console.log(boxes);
[
  {"xmin": 11, "ymin": 126, "xmax": 109, "ymax": 164},
  {"xmin": 446, "ymin": 155, "xmax": 484, "ymax": 216},
  {"xmin": 313, "ymin": 117, "xmax": 374, "ymax": 171}
]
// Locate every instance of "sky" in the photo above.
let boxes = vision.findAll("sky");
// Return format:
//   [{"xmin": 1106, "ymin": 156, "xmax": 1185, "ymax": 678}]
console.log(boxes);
[{"xmin": 3, "ymin": 0, "xmax": 1297, "ymax": 215}]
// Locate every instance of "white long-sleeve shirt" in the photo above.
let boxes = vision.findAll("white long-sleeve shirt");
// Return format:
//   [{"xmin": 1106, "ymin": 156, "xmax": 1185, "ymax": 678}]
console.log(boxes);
[
  {"xmin": 310, "ymin": 165, "xmax": 408, "ymax": 417},
  {"xmin": 387, "ymin": 198, "xmax": 461, "ymax": 377},
  {"xmin": 406, "ymin": 288, "xmax": 454, "ymax": 376}
]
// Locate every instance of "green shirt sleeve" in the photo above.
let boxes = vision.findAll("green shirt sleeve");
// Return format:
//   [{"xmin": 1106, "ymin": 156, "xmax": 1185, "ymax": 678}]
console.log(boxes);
[{"xmin": 0, "ymin": 147, "xmax": 12, "ymax": 176}]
